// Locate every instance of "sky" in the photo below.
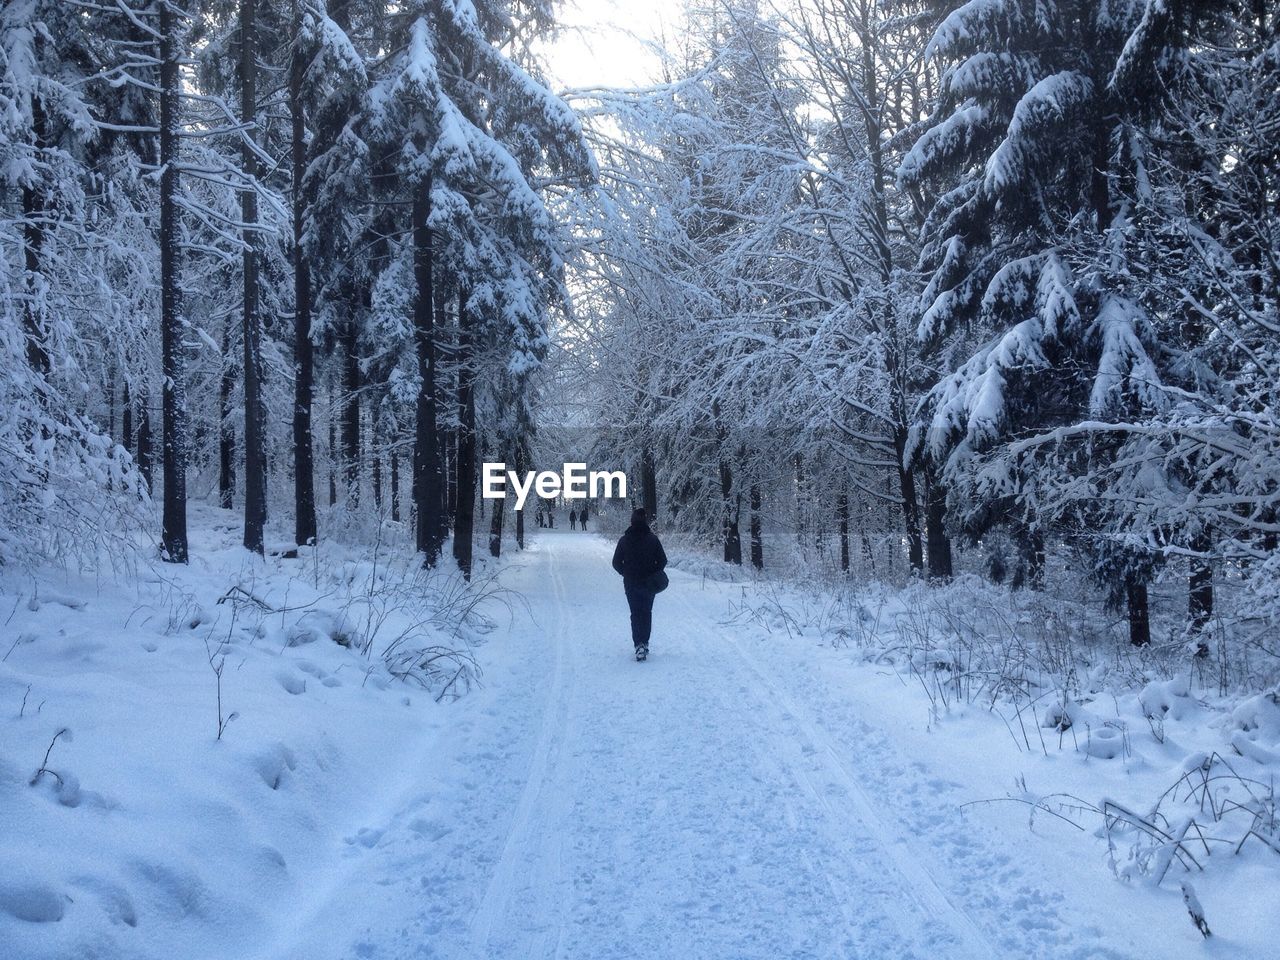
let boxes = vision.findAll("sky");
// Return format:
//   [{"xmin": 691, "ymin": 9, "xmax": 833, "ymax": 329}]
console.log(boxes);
[{"xmin": 537, "ymin": 0, "xmax": 686, "ymax": 91}]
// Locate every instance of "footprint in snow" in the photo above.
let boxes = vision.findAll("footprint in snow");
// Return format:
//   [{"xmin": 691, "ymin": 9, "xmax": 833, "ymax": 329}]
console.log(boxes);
[
  {"xmin": 294, "ymin": 660, "xmax": 343, "ymax": 687},
  {"xmin": 408, "ymin": 818, "xmax": 452, "ymax": 842},
  {"xmin": 346, "ymin": 827, "xmax": 385, "ymax": 848},
  {"xmin": 275, "ymin": 670, "xmax": 306, "ymax": 695},
  {"xmin": 0, "ymin": 879, "xmax": 68, "ymax": 923},
  {"xmin": 70, "ymin": 875, "xmax": 138, "ymax": 928},
  {"xmin": 252, "ymin": 744, "xmax": 298, "ymax": 790}
]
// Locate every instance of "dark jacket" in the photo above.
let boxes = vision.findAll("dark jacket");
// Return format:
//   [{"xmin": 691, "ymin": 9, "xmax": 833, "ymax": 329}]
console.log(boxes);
[{"xmin": 612, "ymin": 522, "xmax": 667, "ymax": 586}]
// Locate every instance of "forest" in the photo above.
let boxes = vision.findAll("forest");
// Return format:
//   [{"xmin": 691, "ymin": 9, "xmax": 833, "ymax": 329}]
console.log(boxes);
[
  {"xmin": 3, "ymin": 1, "xmax": 1280, "ymax": 956},
  {"xmin": 6, "ymin": 0, "xmax": 1279, "ymax": 648}
]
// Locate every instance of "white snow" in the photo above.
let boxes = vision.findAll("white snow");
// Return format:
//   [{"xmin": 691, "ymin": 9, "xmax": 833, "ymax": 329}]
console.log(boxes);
[
  {"xmin": 983, "ymin": 71, "xmax": 1094, "ymax": 195},
  {"xmin": 2, "ymin": 524, "xmax": 1278, "ymax": 958},
  {"xmin": 1090, "ymin": 295, "xmax": 1166, "ymax": 416}
]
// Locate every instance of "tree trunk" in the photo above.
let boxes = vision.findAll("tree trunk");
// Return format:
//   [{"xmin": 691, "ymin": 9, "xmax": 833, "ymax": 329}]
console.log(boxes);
[
  {"xmin": 341, "ymin": 317, "xmax": 360, "ymax": 506},
  {"xmin": 641, "ymin": 447, "xmax": 658, "ymax": 521},
  {"xmin": 720, "ymin": 459, "xmax": 742, "ymax": 565},
  {"xmin": 1127, "ymin": 580, "xmax": 1151, "ymax": 647},
  {"xmin": 122, "ymin": 381, "xmax": 134, "ymax": 456},
  {"xmin": 1188, "ymin": 532, "xmax": 1213, "ymax": 652},
  {"xmin": 1030, "ymin": 532, "xmax": 1046, "ymax": 589},
  {"xmin": 452, "ymin": 296, "xmax": 477, "ymax": 580},
  {"xmin": 107, "ymin": 367, "xmax": 117, "ymax": 475},
  {"xmin": 488, "ymin": 499, "xmax": 503, "ymax": 557},
  {"xmin": 514, "ymin": 439, "xmax": 527, "ymax": 550},
  {"xmin": 290, "ymin": 0, "xmax": 317, "ymax": 547},
  {"xmin": 390, "ymin": 447, "xmax": 401, "ymax": 522},
  {"xmin": 159, "ymin": 1, "xmax": 188, "ymax": 563},
  {"xmin": 749, "ymin": 482, "xmax": 763, "ymax": 571},
  {"xmin": 488, "ymin": 441, "xmax": 504, "ymax": 558},
  {"xmin": 136, "ymin": 388, "xmax": 153, "ymax": 492},
  {"xmin": 22, "ymin": 99, "xmax": 49, "ymax": 379},
  {"xmin": 837, "ymin": 493, "xmax": 850, "ymax": 574},
  {"xmin": 412, "ymin": 173, "xmax": 445, "ymax": 563},
  {"xmin": 240, "ymin": 0, "xmax": 266, "ymax": 555},
  {"xmin": 327, "ymin": 381, "xmax": 337, "ymax": 507},
  {"xmin": 892, "ymin": 428, "xmax": 923, "ymax": 573},
  {"xmin": 444, "ymin": 426, "xmax": 456, "ymax": 517},
  {"xmin": 924, "ymin": 469, "xmax": 952, "ymax": 581},
  {"xmin": 218, "ymin": 323, "xmax": 236, "ymax": 509},
  {"xmin": 794, "ymin": 453, "xmax": 806, "ymax": 549}
]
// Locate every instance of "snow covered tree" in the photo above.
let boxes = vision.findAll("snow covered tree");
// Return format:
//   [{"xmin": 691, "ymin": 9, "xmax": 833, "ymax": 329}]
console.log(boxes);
[
  {"xmin": 0, "ymin": 0, "xmax": 147, "ymax": 564},
  {"xmin": 571, "ymin": 1, "xmax": 816, "ymax": 564},
  {"xmin": 978, "ymin": 1, "xmax": 1280, "ymax": 634},
  {"xmin": 776, "ymin": 0, "xmax": 944, "ymax": 577},
  {"xmin": 902, "ymin": 0, "xmax": 1235, "ymax": 642},
  {"xmin": 363, "ymin": 0, "xmax": 591, "ymax": 570},
  {"xmin": 286, "ymin": 0, "xmax": 365, "ymax": 548},
  {"xmin": 156, "ymin": 0, "xmax": 189, "ymax": 561},
  {"xmin": 237, "ymin": 0, "xmax": 267, "ymax": 554}
]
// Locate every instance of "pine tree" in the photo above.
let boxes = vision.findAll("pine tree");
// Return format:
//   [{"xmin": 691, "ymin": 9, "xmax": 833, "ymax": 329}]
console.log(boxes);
[
  {"xmin": 0, "ymin": 1, "xmax": 144, "ymax": 563},
  {"xmin": 902, "ymin": 0, "xmax": 1227, "ymax": 641},
  {"xmin": 238, "ymin": 0, "xmax": 267, "ymax": 554},
  {"xmin": 366, "ymin": 0, "xmax": 591, "ymax": 570},
  {"xmin": 288, "ymin": 0, "xmax": 317, "ymax": 547},
  {"xmin": 157, "ymin": 0, "xmax": 188, "ymax": 562}
]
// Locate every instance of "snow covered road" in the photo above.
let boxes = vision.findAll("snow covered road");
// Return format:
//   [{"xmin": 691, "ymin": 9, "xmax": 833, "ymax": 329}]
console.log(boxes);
[{"xmin": 265, "ymin": 531, "xmax": 1176, "ymax": 960}]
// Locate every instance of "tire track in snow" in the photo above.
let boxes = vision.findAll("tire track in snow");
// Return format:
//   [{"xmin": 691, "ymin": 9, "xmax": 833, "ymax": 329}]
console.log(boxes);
[
  {"xmin": 468, "ymin": 542, "xmax": 575, "ymax": 957},
  {"xmin": 669, "ymin": 580, "xmax": 999, "ymax": 959},
  {"xmin": 665, "ymin": 603, "xmax": 922, "ymax": 956},
  {"xmin": 735, "ymin": 642, "xmax": 995, "ymax": 956},
  {"xmin": 560, "ymin": 545, "xmax": 877, "ymax": 960},
  {"xmin": 694, "ymin": 645, "xmax": 926, "ymax": 959},
  {"xmin": 716, "ymin": 616, "xmax": 1107, "ymax": 958}
]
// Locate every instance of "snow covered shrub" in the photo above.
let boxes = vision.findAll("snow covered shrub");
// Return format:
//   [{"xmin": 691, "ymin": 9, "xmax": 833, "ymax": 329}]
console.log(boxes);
[
  {"xmin": 1229, "ymin": 691, "xmax": 1280, "ymax": 767},
  {"xmin": 1041, "ymin": 696, "xmax": 1080, "ymax": 734},
  {"xmin": 0, "ymin": 360, "xmax": 146, "ymax": 570},
  {"xmin": 1, "ymin": 0, "xmax": 151, "ymax": 571},
  {"xmin": 722, "ymin": 581, "xmax": 823, "ymax": 640},
  {"xmin": 1098, "ymin": 751, "xmax": 1279, "ymax": 886},
  {"xmin": 286, "ymin": 610, "xmax": 360, "ymax": 648},
  {"xmin": 1083, "ymin": 725, "xmax": 1126, "ymax": 761},
  {"xmin": 1138, "ymin": 677, "xmax": 1195, "ymax": 723},
  {"xmin": 882, "ymin": 577, "xmax": 1098, "ymax": 714},
  {"xmin": 289, "ymin": 544, "xmax": 507, "ymax": 698}
]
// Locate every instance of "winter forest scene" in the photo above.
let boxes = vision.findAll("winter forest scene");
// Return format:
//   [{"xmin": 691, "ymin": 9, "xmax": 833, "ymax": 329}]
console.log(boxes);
[{"xmin": 2, "ymin": 0, "xmax": 1280, "ymax": 956}]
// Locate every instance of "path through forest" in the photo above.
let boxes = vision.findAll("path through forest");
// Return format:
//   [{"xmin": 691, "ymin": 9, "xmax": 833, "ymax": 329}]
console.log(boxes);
[{"xmin": 262, "ymin": 531, "xmax": 1168, "ymax": 960}]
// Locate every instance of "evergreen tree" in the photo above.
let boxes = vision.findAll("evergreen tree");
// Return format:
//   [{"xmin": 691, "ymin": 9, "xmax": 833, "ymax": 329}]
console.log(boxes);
[
  {"xmin": 902, "ymin": 0, "xmax": 1227, "ymax": 642},
  {"xmin": 365, "ymin": 0, "xmax": 591, "ymax": 571},
  {"xmin": 0, "ymin": 1, "xmax": 146, "ymax": 563}
]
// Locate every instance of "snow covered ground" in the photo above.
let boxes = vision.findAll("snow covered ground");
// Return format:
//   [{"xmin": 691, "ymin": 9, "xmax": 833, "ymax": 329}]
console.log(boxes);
[{"xmin": 2, "ymin": 521, "xmax": 1277, "ymax": 959}]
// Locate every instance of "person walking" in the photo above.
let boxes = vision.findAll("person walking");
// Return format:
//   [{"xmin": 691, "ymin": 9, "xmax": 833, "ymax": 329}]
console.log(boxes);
[
  {"xmin": 611, "ymin": 508, "xmax": 668, "ymax": 661},
  {"xmin": 569, "ymin": 509, "xmax": 578, "ymax": 530}
]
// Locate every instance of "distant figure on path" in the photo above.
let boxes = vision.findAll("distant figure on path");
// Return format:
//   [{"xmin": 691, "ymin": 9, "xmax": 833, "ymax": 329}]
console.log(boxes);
[
  {"xmin": 547, "ymin": 508, "xmax": 555, "ymax": 528},
  {"xmin": 569, "ymin": 509, "xmax": 578, "ymax": 530},
  {"xmin": 611, "ymin": 508, "xmax": 667, "ymax": 661},
  {"xmin": 579, "ymin": 502, "xmax": 589, "ymax": 530}
]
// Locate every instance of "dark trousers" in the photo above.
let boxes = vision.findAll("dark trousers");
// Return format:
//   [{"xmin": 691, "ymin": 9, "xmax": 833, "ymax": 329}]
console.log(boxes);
[{"xmin": 624, "ymin": 582, "xmax": 655, "ymax": 648}]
